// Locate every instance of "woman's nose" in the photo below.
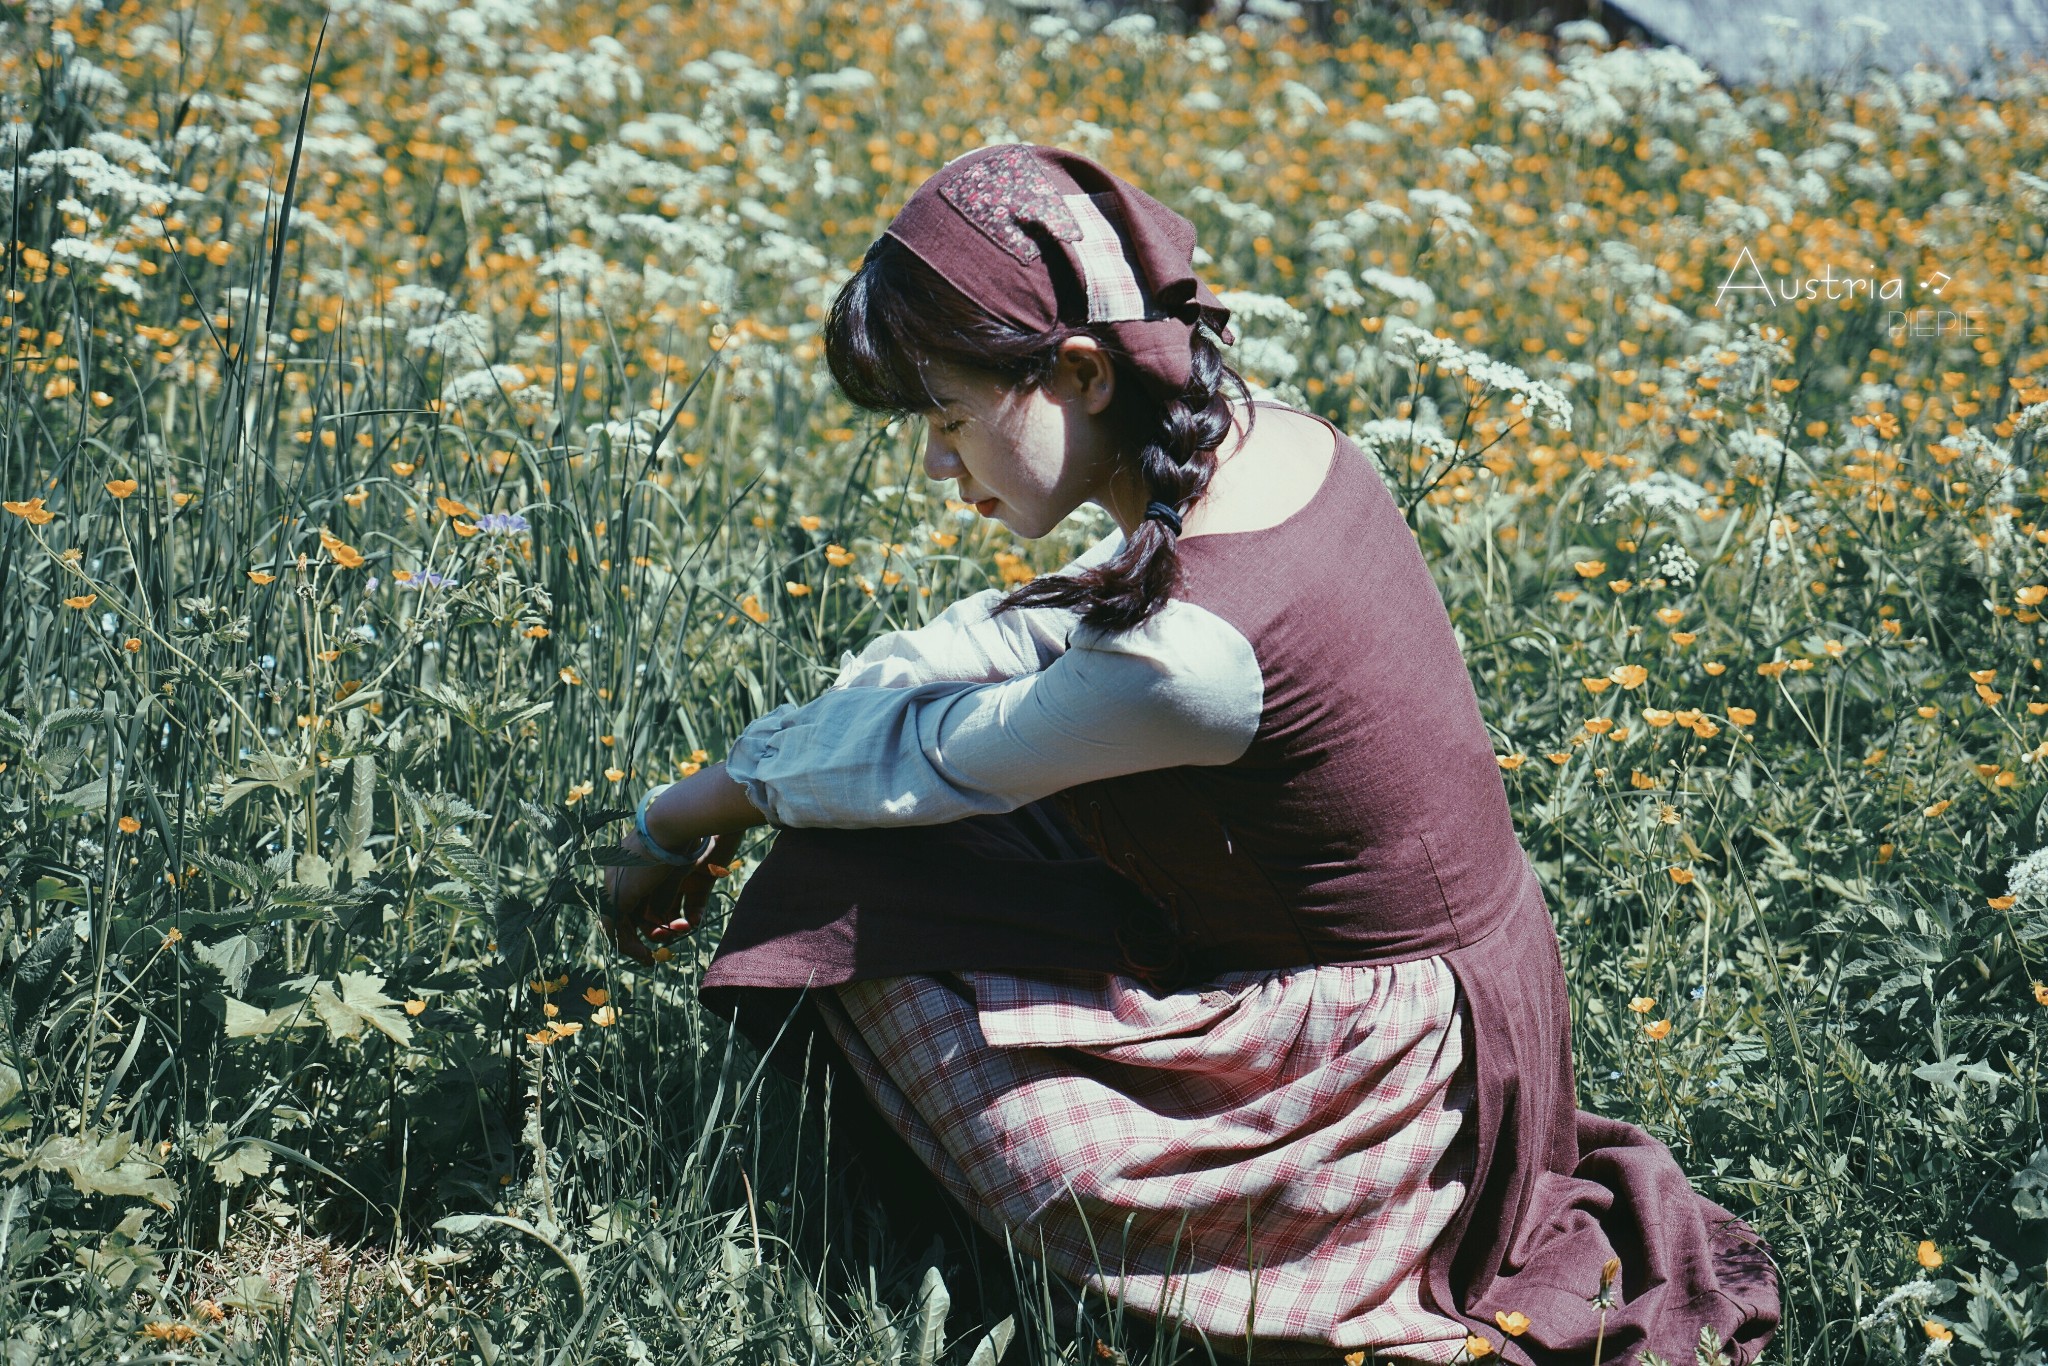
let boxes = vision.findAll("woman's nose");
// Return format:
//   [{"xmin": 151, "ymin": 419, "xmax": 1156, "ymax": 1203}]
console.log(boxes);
[{"xmin": 923, "ymin": 431, "xmax": 961, "ymax": 482}]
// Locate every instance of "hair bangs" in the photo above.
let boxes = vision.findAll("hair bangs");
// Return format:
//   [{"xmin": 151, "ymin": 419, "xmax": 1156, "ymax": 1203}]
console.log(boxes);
[{"xmin": 825, "ymin": 239, "xmax": 952, "ymax": 416}]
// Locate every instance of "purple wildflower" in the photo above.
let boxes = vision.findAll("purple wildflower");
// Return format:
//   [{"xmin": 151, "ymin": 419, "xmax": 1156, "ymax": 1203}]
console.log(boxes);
[{"xmin": 475, "ymin": 511, "xmax": 530, "ymax": 535}]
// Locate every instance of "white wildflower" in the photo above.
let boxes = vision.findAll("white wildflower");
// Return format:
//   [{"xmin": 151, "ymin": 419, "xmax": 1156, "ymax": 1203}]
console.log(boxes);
[
  {"xmin": 1383, "ymin": 95, "xmax": 1441, "ymax": 128},
  {"xmin": 442, "ymin": 365, "xmax": 528, "ymax": 405},
  {"xmin": 801, "ymin": 66, "xmax": 877, "ymax": 95},
  {"xmin": 406, "ymin": 311, "xmax": 492, "ymax": 362},
  {"xmin": 1651, "ymin": 541, "xmax": 1700, "ymax": 588},
  {"xmin": 1595, "ymin": 470, "xmax": 1717, "ymax": 523}
]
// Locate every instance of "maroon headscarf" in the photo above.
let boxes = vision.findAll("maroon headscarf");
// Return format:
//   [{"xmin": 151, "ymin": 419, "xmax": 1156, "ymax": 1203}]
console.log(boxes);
[{"xmin": 882, "ymin": 144, "xmax": 1236, "ymax": 399}]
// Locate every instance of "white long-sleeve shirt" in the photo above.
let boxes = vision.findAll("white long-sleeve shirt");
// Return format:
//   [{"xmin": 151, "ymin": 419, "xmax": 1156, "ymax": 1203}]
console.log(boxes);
[{"xmin": 723, "ymin": 528, "xmax": 1267, "ymax": 828}]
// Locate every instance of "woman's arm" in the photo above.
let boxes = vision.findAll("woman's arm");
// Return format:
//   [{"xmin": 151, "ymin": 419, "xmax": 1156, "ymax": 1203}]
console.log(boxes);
[
  {"xmin": 828, "ymin": 526, "xmax": 1127, "ymax": 691},
  {"xmin": 723, "ymin": 597, "xmax": 1264, "ymax": 829},
  {"xmin": 641, "ymin": 760, "xmax": 768, "ymax": 850}
]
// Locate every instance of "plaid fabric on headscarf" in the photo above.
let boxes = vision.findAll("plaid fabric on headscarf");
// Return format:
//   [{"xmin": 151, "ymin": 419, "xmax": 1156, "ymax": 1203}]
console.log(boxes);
[{"xmin": 882, "ymin": 144, "xmax": 1237, "ymax": 399}]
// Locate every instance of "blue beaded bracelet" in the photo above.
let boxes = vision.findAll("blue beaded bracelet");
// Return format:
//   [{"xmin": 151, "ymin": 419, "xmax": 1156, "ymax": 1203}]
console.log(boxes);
[{"xmin": 635, "ymin": 783, "xmax": 715, "ymax": 868}]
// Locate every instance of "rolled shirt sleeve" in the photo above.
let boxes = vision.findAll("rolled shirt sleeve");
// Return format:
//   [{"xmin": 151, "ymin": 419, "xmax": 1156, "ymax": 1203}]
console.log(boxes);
[
  {"xmin": 828, "ymin": 528, "xmax": 1128, "ymax": 692},
  {"xmin": 726, "ymin": 598, "xmax": 1265, "ymax": 829}
]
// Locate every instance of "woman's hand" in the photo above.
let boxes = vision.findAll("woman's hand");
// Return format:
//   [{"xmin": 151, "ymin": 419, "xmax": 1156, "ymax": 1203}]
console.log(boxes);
[{"xmin": 600, "ymin": 828, "xmax": 744, "ymax": 965}]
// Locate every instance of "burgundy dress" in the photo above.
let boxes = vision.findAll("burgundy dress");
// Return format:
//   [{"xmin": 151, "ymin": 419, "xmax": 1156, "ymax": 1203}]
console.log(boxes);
[{"xmin": 701, "ymin": 410, "xmax": 1781, "ymax": 1366}]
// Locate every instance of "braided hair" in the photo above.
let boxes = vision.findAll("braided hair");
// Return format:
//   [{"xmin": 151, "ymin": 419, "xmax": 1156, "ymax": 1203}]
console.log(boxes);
[{"xmin": 825, "ymin": 233, "xmax": 1253, "ymax": 636}]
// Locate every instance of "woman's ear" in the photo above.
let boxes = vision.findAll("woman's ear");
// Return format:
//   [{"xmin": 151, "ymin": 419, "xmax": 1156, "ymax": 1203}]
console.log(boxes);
[{"xmin": 1053, "ymin": 335, "xmax": 1117, "ymax": 415}]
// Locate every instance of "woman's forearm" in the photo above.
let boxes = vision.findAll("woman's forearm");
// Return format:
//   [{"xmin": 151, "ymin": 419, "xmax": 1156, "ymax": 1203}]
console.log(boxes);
[{"xmin": 644, "ymin": 762, "xmax": 767, "ymax": 850}]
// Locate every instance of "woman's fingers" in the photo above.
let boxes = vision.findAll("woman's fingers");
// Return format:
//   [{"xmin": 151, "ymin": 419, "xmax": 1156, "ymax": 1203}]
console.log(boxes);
[
  {"xmin": 603, "ymin": 831, "xmax": 741, "ymax": 959},
  {"xmin": 675, "ymin": 831, "xmax": 742, "ymax": 930}
]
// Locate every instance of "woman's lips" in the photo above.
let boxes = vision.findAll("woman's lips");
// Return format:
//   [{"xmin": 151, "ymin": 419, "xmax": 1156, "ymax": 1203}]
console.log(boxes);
[{"xmin": 974, "ymin": 498, "xmax": 998, "ymax": 515}]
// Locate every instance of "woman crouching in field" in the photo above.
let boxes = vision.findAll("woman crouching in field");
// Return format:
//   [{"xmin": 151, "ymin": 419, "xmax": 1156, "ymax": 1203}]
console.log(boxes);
[{"xmin": 601, "ymin": 144, "xmax": 1781, "ymax": 1366}]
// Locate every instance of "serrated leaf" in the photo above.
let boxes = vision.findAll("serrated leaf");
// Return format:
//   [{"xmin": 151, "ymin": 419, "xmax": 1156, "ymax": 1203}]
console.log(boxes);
[
  {"xmin": 223, "ymin": 993, "xmax": 311, "ymax": 1038},
  {"xmin": 192, "ymin": 933, "xmax": 265, "ymax": 996},
  {"xmin": 296, "ymin": 850, "xmax": 333, "ymax": 889},
  {"xmin": 308, "ymin": 972, "xmax": 412, "ymax": 1045},
  {"xmin": 217, "ymin": 752, "xmax": 315, "ymax": 810},
  {"xmin": 336, "ymin": 754, "xmax": 376, "ymax": 868},
  {"xmin": 46, "ymin": 768, "xmax": 118, "ymax": 821},
  {"xmin": 9, "ymin": 916, "xmax": 84, "ymax": 1025},
  {"xmin": 208, "ymin": 1140, "xmax": 272, "ymax": 1189},
  {"xmin": 2011, "ymin": 1148, "xmax": 2048, "ymax": 1221},
  {"xmin": 11, "ymin": 1132, "xmax": 176, "ymax": 1209},
  {"xmin": 1913, "ymin": 1053, "xmax": 2004, "ymax": 1095}
]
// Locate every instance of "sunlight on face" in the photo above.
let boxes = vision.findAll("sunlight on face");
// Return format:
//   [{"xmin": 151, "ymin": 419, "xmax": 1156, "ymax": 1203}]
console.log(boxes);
[{"xmin": 915, "ymin": 343, "xmax": 1125, "ymax": 539}]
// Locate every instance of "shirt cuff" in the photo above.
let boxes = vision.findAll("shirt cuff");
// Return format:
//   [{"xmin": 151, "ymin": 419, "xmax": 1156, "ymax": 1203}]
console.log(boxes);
[{"xmin": 725, "ymin": 701, "xmax": 802, "ymax": 829}]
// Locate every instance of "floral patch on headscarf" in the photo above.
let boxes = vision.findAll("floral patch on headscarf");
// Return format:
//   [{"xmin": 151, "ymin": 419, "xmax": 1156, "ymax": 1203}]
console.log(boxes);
[{"xmin": 937, "ymin": 144, "xmax": 1081, "ymax": 264}]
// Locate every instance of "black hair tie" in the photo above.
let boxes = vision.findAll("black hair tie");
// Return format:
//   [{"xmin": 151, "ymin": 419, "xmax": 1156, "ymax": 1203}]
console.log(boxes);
[{"xmin": 1144, "ymin": 500, "xmax": 1183, "ymax": 536}]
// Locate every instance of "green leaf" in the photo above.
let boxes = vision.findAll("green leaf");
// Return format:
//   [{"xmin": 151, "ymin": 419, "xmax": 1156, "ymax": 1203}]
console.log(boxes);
[
  {"xmin": 46, "ymin": 768, "xmax": 118, "ymax": 821},
  {"xmin": 2011, "ymin": 1148, "xmax": 2048, "ymax": 1221},
  {"xmin": 308, "ymin": 972, "xmax": 413, "ymax": 1045},
  {"xmin": 223, "ymin": 993, "xmax": 311, "ymax": 1038},
  {"xmin": 336, "ymin": 753, "xmax": 377, "ymax": 880},
  {"xmin": 208, "ymin": 1141, "xmax": 272, "ymax": 1189},
  {"xmin": 10, "ymin": 1132, "xmax": 176, "ymax": 1209},
  {"xmin": 215, "ymin": 751, "xmax": 315, "ymax": 810},
  {"xmin": 192, "ymin": 933, "xmax": 265, "ymax": 996},
  {"xmin": 1913, "ymin": 1053, "xmax": 2005, "ymax": 1096}
]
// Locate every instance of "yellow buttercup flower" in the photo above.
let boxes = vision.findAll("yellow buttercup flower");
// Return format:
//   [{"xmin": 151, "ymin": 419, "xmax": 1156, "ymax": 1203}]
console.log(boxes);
[
  {"xmin": 1493, "ymin": 1311, "xmax": 1530, "ymax": 1337},
  {"xmin": 1629, "ymin": 996, "xmax": 1656, "ymax": 1014},
  {"xmin": 319, "ymin": 529, "xmax": 366, "ymax": 568}
]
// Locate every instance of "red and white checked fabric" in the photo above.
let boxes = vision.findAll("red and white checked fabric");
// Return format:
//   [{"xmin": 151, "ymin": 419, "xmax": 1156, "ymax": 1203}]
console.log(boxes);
[
  {"xmin": 1063, "ymin": 192, "xmax": 1152, "ymax": 323},
  {"xmin": 811, "ymin": 956, "xmax": 1479, "ymax": 1363}
]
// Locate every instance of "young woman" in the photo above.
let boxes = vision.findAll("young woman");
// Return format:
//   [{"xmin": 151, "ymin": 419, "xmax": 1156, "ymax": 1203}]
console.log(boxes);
[{"xmin": 602, "ymin": 145, "xmax": 1782, "ymax": 1366}]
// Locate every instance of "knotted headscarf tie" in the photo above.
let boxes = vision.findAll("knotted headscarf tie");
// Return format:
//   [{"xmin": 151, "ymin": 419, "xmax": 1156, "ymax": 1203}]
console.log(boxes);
[{"xmin": 882, "ymin": 143, "xmax": 1236, "ymax": 400}]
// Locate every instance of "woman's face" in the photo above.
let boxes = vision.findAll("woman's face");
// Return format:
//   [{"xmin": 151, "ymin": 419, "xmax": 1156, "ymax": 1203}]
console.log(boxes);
[{"xmin": 916, "ymin": 336, "xmax": 1138, "ymax": 539}]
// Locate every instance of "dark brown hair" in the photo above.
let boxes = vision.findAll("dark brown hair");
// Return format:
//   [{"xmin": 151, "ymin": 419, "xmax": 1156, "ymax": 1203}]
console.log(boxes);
[{"xmin": 823, "ymin": 233, "xmax": 1253, "ymax": 635}]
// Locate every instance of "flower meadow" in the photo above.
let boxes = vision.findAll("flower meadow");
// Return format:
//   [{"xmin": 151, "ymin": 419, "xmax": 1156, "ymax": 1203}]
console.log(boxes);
[{"xmin": 2, "ymin": 0, "xmax": 2047, "ymax": 1360}]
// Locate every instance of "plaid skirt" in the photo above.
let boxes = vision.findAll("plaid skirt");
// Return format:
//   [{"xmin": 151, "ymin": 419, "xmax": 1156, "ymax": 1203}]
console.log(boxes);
[{"xmin": 810, "ymin": 954, "xmax": 1480, "ymax": 1363}]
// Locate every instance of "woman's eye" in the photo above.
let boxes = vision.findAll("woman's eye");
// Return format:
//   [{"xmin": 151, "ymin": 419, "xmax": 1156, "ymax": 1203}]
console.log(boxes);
[{"xmin": 937, "ymin": 418, "xmax": 966, "ymax": 434}]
